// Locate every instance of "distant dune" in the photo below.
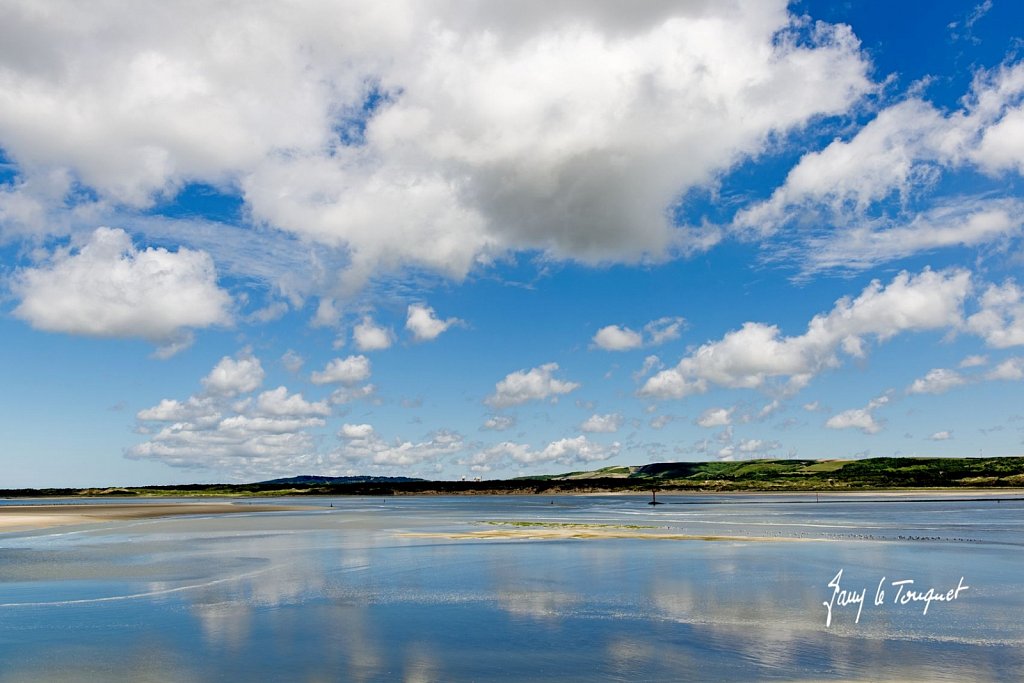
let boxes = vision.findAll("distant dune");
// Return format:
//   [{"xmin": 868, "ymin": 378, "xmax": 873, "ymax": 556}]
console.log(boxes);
[{"xmin": 4, "ymin": 457, "xmax": 1024, "ymax": 498}]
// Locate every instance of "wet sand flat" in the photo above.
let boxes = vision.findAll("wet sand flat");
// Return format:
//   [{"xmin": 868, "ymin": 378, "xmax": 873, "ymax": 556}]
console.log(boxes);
[
  {"xmin": 399, "ymin": 519, "xmax": 814, "ymax": 542},
  {"xmin": 400, "ymin": 527, "xmax": 819, "ymax": 542},
  {"xmin": 0, "ymin": 503, "xmax": 310, "ymax": 533}
]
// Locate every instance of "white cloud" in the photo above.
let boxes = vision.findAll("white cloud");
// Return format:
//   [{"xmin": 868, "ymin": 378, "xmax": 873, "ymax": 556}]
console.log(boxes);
[
  {"xmin": 202, "ymin": 350, "xmax": 265, "ymax": 396},
  {"xmin": 825, "ymin": 394, "xmax": 890, "ymax": 435},
  {"xmin": 0, "ymin": 1, "xmax": 871, "ymax": 289},
  {"xmin": 592, "ymin": 325, "xmax": 643, "ymax": 351},
  {"xmin": 716, "ymin": 445, "xmax": 736, "ymax": 460},
  {"xmin": 254, "ymin": 386, "xmax": 330, "ymax": 418},
  {"xmin": 329, "ymin": 383, "xmax": 377, "ymax": 405},
  {"xmin": 454, "ymin": 451, "xmax": 500, "ymax": 473},
  {"xmin": 336, "ymin": 424, "xmax": 464, "ymax": 467},
  {"xmin": 281, "ymin": 349, "xmax": 304, "ymax": 373},
  {"xmin": 696, "ymin": 407, "xmax": 733, "ymax": 428},
  {"xmin": 353, "ymin": 317, "xmax": 393, "ymax": 351},
  {"xmin": 128, "ymin": 411, "xmax": 323, "ymax": 476},
  {"xmin": 482, "ymin": 415, "xmax": 516, "ymax": 432},
  {"xmin": 641, "ymin": 268, "xmax": 970, "ymax": 399},
  {"xmin": 905, "ymin": 355, "xmax": 1024, "ymax": 387},
  {"xmin": 799, "ymin": 199, "xmax": 1024, "ymax": 274},
  {"xmin": 0, "ymin": 173, "xmax": 71, "ymax": 241},
  {"xmin": 136, "ymin": 399, "xmax": 187, "ymax": 423},
  {"xmin": 593, "ymin": 317, "xmax": 685, "ymax": 351},
  {"xmin": 12, "ymin": 227, "xmax": 231, "ymax": 355},
  {"xmin": 632, "ymin": 354, "xmax": 663, "ymax": 382},
  {"xmin": 218, "ymin": 415, "xmax": 325, "ymax": 434},
  {"xmin": 126, "ymin": 352, "xmax": 388, "ymax": 477},
  {"xmin": 486, "ymin": 362, "xmax": 580, "ymax": 408},
  {"xmin": 246, "ymin": 301, "xmax": 288, "ymax": 324},
  {"xmin": 966, "ymin": 1, "xmax": 994, "ymax": 29},
  {"xmin": 734, "ymin": 62, "xmax": 1024, "ymax": 272},
  {"xmin": 339, "ymin": 423, "xmax": 375, "ymax": 440},
  {"xmin": 975, "ymin": 108, "xmax": 1024, "ymax": 175},
  {"xmin": 130, "ymin": 370, "xmax": 328, "ymax": 477},
  {"xmin": 310, "ymin": 355, "xmax": 371, "ymax": 386},
  {"xmin": 579, "ymin": 413, "xmax": 623, "ymax": 433},
  {"xmin": 649, "ymin": 414, "xmax": 672, "ymax": 430},
  {"xmin": 966, "ymin": 280, "xmax": 1024, "ymax": 348},
  {"xmin": 689, "ymin": 425, "xmax": 780, "ymax": 460},
  {"xmin": 405, "ymin": 303, "xmax": 460, "ymax": 342},
  {"xmin": 530, "ymin": 436, "xmax": 618, "ymax": 465},
  {"xmin": 825, "ymin": 409, "xmax": 881, "ymax": 434},
  {"xmin": 737, "ymin": 438, "xmax": 780, "ymax": 454},
  {"xmin": 644, "ymin": 317, "xmax": 685, "ymax": 346},
  {"xmin": 929, "ymin": 430, "xmax": 953, "ymax": 441},
  {"xmin": 959, "ymin": 354, "xmax": 988, "ymax": 368},
  {"xmin": 986, "ymin": 357, "xmax": 1024, "ymax": 381},
  {"xmin": 907, "ymin": 368, "xmax": 967, "ymax": 395},
  {"xmin": 734, "ymin": 99, "xmax": 968, "ymax": 239},
  {"xmin": 136, "ymin": 396, "xmax": 219, "ymax": 425},
  {"xmin": 756, "ymin": 399, "xmax": 783, "ymax": 420},
  {"xmin": 313, "ymin": 298, "xmax": 341, "ymax": 329},
  {"xmin": 470, "ymin": 436, "xmax": 619, "ymax": 469}
]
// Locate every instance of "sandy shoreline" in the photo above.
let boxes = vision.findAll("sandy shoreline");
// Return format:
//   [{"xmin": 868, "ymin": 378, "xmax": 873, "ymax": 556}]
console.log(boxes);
[{"xmin": 0, "ymin": 503, "xmax": 311, "ymax": 533}]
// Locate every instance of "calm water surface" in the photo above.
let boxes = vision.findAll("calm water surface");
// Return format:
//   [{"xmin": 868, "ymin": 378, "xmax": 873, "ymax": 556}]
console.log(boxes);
[{"xmin": 1, "ymin": 494, "xmax": 1022, "ymax": 681}]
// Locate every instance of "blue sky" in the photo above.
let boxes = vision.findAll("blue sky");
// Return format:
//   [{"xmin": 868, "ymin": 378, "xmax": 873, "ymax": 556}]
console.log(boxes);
[{"xmin": 2, "ymin": 1, "xmax": 1024, "ymax": 487}]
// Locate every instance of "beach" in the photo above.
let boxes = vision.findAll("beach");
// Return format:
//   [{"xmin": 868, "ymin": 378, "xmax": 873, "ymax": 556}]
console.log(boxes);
[{"xmin": 0, "ymin": 502, "xmax": 310, "ymax": 533}]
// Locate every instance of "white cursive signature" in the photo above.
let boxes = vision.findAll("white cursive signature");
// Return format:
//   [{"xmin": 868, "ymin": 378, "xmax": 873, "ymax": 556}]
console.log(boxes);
[{"xmin": 823, "ymin": 569, "xmax": 968, "ymax": 627}]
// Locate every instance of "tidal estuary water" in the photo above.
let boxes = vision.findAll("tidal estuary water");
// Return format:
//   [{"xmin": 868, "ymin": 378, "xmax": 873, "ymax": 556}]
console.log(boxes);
[{"xmin": 1, "ymin": 493, "xmax": 1022, "ymax": 682}]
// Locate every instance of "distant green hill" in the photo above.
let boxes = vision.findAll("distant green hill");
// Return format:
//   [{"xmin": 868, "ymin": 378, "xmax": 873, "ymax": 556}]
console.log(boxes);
[
  {"xmin": 533, "ymin": 457, "xmax": 1024, "ymax": 490},
  {"xmin": 4, "ymin": 457, "xmax": 1024, "ymax": 497}
]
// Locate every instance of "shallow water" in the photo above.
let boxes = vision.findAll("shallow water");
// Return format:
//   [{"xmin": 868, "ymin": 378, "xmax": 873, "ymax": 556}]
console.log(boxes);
[{"xmin": 1, "ymin": 494, "xmax": 1022, "ymax": 681}]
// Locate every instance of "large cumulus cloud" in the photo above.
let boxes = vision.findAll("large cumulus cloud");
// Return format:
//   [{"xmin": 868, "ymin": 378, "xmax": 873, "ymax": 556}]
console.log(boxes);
[
  {"xmin": 12, "ymin": 227, "xmax": 231, "ymax": 355},
  {"xmin": 0, "ymin": 0, "xmax": 872, "ymax": 292}
]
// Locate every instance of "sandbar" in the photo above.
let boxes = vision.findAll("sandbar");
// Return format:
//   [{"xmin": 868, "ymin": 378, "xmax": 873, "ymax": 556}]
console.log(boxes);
[
  {"xmin": 400, "ymin": 528, "xmax": 816, "ymax": 542},
  {"xmin": 0, "ymin": 502, "xmax": 310, "ymax": 533}
]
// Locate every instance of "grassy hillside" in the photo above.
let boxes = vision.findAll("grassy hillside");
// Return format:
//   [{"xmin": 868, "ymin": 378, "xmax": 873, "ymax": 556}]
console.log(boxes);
[
  {"xmin": 3, "ymin": 457, "xmax": 1024, "ymax": 497},
  {"xmin": 597, "ymin": 457, "xmax": 1024, "ymax": 490}
]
